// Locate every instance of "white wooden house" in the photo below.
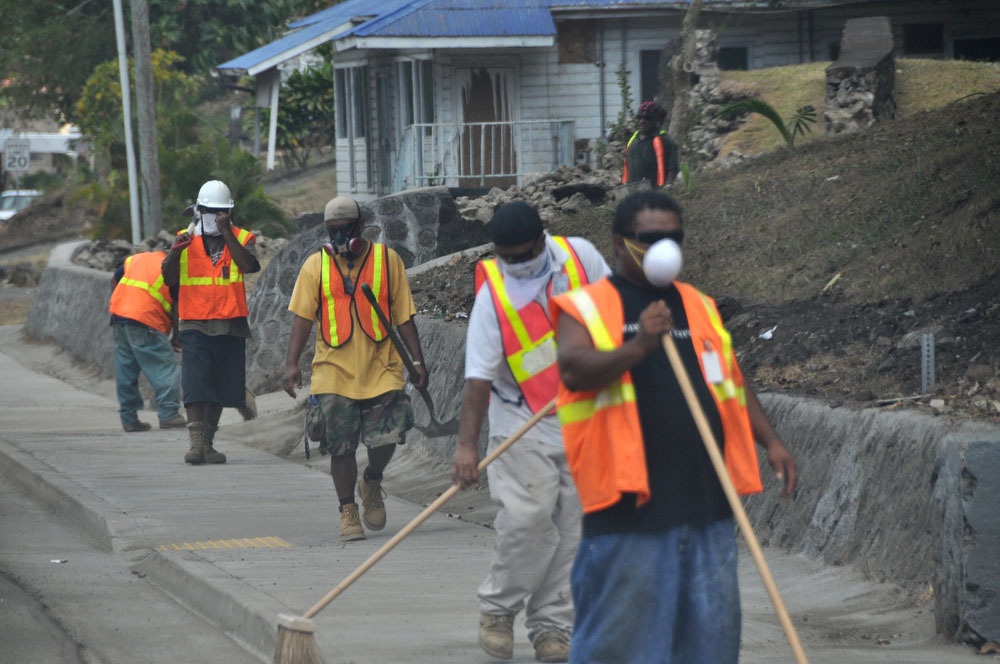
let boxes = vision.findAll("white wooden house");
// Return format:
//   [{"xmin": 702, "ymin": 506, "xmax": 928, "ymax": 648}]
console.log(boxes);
[{"xmin": 217, "ymin": 0, "xmax": 1000, "ymax": 200}]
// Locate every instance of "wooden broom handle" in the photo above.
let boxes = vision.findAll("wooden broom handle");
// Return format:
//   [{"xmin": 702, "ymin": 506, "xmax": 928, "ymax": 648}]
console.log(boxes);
[
  {"xmin": 303, "ymin": 398, "xmax": 557, "ymax": 620},
  {"xmin": 662, "ymin": 335, "xmax": 808, "ymax": 664}
]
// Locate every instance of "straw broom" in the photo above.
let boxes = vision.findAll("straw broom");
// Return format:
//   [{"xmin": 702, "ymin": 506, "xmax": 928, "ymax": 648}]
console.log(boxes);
[
  {"xmin": 661, "ymin": 335, "xmax": 809, "ymax": 664},
  {"xmin": 273, "ymin": 398, "xmax": 557, "ymax": 664}
]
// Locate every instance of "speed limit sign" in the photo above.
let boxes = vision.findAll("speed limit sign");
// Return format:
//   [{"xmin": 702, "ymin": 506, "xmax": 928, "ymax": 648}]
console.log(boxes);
[{"xmin": 3, "ymin": 138, "xmax": 31, "ymax": 173}]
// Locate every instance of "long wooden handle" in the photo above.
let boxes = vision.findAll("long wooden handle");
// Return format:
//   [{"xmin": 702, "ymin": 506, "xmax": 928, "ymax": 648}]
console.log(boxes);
[
  {"xmin": 662, "ymin": 335, "xmax": 808, "ymax": 664},
  {"xmin": 303, "ymin": 397, "xmax": 557, "ymax": 620}
]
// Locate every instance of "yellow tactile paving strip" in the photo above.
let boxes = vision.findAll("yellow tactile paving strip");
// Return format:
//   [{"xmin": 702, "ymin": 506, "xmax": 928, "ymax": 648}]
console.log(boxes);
[{"xmin": 158, "ymin": 536, "xmax": 293, "ymax": 551}]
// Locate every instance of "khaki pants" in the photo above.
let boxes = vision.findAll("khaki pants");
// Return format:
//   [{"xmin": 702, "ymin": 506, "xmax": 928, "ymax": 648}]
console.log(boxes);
[{"xmin": 478, "ymin": 435, "xmax": 581, "ymax": 642}]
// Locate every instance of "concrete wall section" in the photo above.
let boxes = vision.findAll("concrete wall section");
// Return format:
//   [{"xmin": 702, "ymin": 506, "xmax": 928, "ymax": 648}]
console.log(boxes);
[
  {"xmin": 24, "ymin": 241, "xmax": 115, "ymax": 378},
  {"xmin": 933, "ymin": 433, "xmax": 1000, "ymax": 645}
]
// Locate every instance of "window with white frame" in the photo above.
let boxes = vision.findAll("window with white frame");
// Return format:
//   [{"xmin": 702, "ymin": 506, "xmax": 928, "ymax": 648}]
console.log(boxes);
[
  {"xmin": 335, "ymin": 66, "xmax": 369, "ymax": 139},
  {"xmin": 397, "ymin": 59, "xmax": 434, "ymax": 137}
]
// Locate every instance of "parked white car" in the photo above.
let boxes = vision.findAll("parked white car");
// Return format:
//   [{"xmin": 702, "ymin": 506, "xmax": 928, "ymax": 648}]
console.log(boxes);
[{"xmin": 0, "ymin": 189, "xmax": 42, "ymax": 222}]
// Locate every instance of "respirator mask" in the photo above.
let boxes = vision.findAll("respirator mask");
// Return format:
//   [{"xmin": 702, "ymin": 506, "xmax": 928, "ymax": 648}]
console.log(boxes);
[{"xmin": 327, "ymin": 222, "xmax": 364, "ymax": 257}]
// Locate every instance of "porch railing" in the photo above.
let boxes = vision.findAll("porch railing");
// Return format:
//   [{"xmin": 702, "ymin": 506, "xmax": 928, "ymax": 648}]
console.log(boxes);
[{"xmin": 394, "ymin": 119, "xmax": 575, "ymax": 192}]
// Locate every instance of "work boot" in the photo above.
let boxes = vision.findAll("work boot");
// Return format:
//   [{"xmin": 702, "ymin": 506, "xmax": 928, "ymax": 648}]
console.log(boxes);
[
  {"xmin": 202, "ymin": 423, "xmax": 226, "ymax": 464},
  {"xmin": 339, "ymin": 503, "xmax": 366, "ymax": 541},
  {"xmin": 159, "ymin": 414, "xmax": 188, "ymax": 429},
  {"xmin": 357, "ymin": 474, "xmax": 387, "ymax": 530},
  {"xmin": 533, "ymin": 631, "xmax": 570, "ymax": 663},
  {"xmin": 184, "ymin": 423, "xmax": 206, "ymax": 464},
  {"xmin": 479, "ymin": 613, "xmax": 514, "ymax": 660},
  {"xmin": 123, "ymin": 420, "xmax": 152, "ymax": 433}
]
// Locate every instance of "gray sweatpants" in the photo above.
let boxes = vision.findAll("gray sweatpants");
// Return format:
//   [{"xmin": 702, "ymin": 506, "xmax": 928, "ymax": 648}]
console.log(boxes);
[{"xmin": 478, "ymin": 435, "xmax": 581, "ymax": 642}]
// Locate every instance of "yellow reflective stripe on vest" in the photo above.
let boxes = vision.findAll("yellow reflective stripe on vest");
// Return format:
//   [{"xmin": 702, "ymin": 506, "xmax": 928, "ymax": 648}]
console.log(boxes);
[
  {"xmin": 367, "ymin": 246, "xmax": 386, "ymax": 341},
  {"xmin": 550, "ymin": 236, "xmax": 584, "ymax": 290},
  {"xmin": 557, "ymin": 380, "xmax": 636, "ymax": 426},
  {"xmin": 481, "ymin": 260, "xmax": 533, "ymax": 348},
  {"xmin": 119, "ymin": 256, "xmax": 172, "ymax": 313},
  {"xmin": 320, "ymin": 253, "xmax": 340, "ymax": 342},
  {"xmin": 119, "ymin": 274, "xmax": 172, "ymax": 314},
  {"xmin": 481, "ymin": 259, "xmax": 552, "ymax": 383},
  {"xmin": 565, "ymin": 289, "xmax": 614, "ymax": 350},
  {"xmin": 178, "ymin": 229, "xmax": 251, "ymax": 286},
  {"xmin": 694, "ymin": 290, "xmax": 744, "ymax": 405}
]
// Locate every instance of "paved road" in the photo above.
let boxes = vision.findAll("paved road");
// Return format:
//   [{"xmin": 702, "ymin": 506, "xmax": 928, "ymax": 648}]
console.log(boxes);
[{"xmin": 0, "ymin": 329, "xmax": 989, "ymax": 663}]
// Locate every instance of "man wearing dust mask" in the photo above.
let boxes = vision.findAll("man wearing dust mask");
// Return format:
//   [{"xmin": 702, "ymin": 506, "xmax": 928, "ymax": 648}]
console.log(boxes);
[{"xmin": 162, "ymin": 180, "xmax": 260, "ymax": 466}]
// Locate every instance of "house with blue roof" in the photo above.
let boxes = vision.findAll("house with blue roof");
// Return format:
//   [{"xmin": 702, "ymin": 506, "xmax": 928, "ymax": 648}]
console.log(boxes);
[{"xmin": 217, "ymin": 0, "xmax": 1000, "ymax": 199}]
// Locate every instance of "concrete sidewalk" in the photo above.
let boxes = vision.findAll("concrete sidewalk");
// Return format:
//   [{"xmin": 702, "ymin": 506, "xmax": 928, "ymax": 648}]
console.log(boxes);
[{"xmin": 0, "ymin": 339, "xmax": 985, "ymax": 663}]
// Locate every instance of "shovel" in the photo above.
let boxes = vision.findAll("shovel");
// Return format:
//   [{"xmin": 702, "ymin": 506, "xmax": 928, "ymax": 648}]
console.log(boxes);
[{"xmin": 360, "ymin": 283, "xmax": 459, "ymax": 438}]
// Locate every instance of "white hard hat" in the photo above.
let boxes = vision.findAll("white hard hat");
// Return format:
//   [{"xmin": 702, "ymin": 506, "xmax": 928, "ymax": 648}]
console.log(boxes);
[{"xmin": 196, "ymin": 180, "xmax": 234, "ymax": 209}]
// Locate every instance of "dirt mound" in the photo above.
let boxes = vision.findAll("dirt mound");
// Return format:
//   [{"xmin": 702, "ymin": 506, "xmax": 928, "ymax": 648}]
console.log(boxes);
[{"xmin": 410, "ymin": 91, "xmax": 1000, "ymax": 423}]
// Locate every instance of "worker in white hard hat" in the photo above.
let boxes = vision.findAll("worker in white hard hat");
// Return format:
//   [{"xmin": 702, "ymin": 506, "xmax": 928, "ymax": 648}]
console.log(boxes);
[{"xmin": 162, "ymin": 180, "xmax": 261, "ymax": 466}]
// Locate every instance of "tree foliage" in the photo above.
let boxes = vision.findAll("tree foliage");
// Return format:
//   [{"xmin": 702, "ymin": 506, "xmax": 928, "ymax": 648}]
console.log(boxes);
[
  {"xmin": 265, "ymin": 60, "xmax": 336, "ymax": 170},
  {"xmin": 0, "ymin": 0, "xmax": 329, "ymax": 122}
]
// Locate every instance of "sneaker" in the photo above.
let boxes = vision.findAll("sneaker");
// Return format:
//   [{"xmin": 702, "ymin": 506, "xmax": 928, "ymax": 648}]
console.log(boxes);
[
  {"xmin": 159, "ymin": 415, "xmax": 188, "ymax": 429},
  {"xmin": 357, "ymin": 475, "xmax": 387, "ymax": 531},
  {"xmin": 479, "ymin": 613, "xmax": 514, "ymax": 660},
  {"xmin": 533, "ymin": 631, "xmax": 570, "ymax": 663},
  {"xmin": 123, "ymin": 421, "xmax": 152, "ymax": 432},
  {"xmin": 339, "ymin": 503, "xmax": 366, "ymax": 541}
]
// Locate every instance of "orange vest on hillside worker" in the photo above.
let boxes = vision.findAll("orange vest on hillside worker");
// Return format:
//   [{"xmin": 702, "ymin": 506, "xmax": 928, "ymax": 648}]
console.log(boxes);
[
  {"xmin": 474, "ymin": 236, "xmax": 590, "ymax": 414},
  {"xmin": 318, "ymin": 243, "xmax": 391, "ymax": 348},
  {"xmin": 550, "ymin": 278, "xmax": 762, "ymax": 514},
  {"xmin": 176, "ymin": 227, "xmax": 255, "ymax": 320},
  {"xmin": 622, "ymin": 131, "xmax": 668, "ymax": 187},
  {"xmin": 108, "ymin": 251, "xmax": 173, "ymax": 334}
]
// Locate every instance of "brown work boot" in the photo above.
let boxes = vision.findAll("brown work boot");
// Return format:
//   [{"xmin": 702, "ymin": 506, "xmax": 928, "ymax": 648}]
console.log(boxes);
[
  {"xmin": 123, "ymin": 420, "xmax": 152, "ymax": 433},
  {"xmin": 479, "ymin": 613, "xmax": 514, "ymax": 660},
  {"xmin": 202, "ymin": 423, "xmax": 226, "ymax": 464},
  {"xmin": 339, "ymin": 503, "xmax": 366, "ymax": 541},
  {"xmin": 184, "ymin": 423, "xmax": 205, "ymax": 464},
  {"xmin": 159, "ymin": 414, "xmax": 188, "ymax": 429},
  {"xmin": 357, "ymin": 474, "xmax": 387, "ymax": 531},
  {"xmin": 533, "ymin": 631, "xmax": 570, "ymax": 663}
]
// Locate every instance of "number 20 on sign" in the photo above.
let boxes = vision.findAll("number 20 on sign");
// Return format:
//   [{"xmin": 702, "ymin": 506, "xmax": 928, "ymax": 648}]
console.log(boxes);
[{"xmin": 3, "ymin": 139, "xmax": 31, "ymax": 173}]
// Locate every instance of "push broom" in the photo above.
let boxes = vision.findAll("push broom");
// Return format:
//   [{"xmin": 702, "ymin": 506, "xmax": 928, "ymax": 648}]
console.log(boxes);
[
  {"xmin": 273, "ymin": 397, "xmax": 557, "ymax": 664},
  {"xmin": 661, "ymin": 334, "xmax": 809, "ymax": 664}
]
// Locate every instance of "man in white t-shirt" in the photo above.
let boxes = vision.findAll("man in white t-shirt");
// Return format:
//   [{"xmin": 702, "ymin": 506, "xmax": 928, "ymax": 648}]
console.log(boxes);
[{"xmin": 452, "ymin": 201, "xmax": 610, "ymax": 663}]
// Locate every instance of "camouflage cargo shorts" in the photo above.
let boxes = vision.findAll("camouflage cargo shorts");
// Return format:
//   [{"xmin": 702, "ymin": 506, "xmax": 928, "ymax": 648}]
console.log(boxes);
[{"xmin": 316, "ymin": 390, "xmax": 414, "ymax": 456}]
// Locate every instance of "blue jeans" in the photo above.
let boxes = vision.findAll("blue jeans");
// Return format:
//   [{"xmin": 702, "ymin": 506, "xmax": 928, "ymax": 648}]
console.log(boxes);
[
  {"xmin": 569, "ymin": 518, "xmax": 740, "ymax": 664},
  {"xmin": 114, "ymin": 323, "xmax": 181, "ymax": 425}
]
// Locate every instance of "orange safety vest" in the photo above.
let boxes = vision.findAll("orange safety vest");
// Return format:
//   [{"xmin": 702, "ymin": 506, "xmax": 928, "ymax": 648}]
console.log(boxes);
[
  {"xmin": 109, "ymin": 251, "xmax": 173, "ymax": 334},
  {"xmin": 474, "ymin": 237, "xmax": 590, "ymax": 414},
  {"xmin": 550, "ymin": 278, "xmax": 762, "ymax": 514},
  {"xmin": 318, "ymin": 243, "xmax": 391, "ymax": 348},
  {"xmin": 622, "ymin": 131, "xmax": 667, "ymax": 187},
  {"xmin": 177, "ymin": 227, "xmax": 254, "ymax": 320}
]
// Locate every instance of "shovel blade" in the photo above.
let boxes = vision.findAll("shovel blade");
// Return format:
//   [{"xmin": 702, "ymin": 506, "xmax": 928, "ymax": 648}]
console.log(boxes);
[{"xmin": 415, "ymin": 417, "xmax": 460, "ymax": 438}]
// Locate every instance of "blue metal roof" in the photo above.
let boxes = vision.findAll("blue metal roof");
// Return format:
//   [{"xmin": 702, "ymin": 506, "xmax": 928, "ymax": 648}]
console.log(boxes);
[{"xmin": 354, "ymin": 0, "xmax": 555, "ymax": 38}]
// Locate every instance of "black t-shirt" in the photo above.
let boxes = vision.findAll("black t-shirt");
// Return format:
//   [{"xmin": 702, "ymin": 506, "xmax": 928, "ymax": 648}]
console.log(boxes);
[{"xmin": 582, "ymin": 275, "xmax": 732, "ymax": 536}]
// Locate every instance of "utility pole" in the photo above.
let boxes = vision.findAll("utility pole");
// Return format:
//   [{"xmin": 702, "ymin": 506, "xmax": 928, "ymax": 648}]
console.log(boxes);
[
  {"xmin": 130, "ymin": 0, "xmax": 162, "ymax": 237},
  {"xmin": 112, "ymin": 0, "xmax": 142, "ymax": 245}
]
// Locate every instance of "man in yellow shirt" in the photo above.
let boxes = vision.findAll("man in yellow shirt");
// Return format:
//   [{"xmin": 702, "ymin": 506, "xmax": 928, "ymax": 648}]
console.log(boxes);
[{"xmin": 283, "ymin": 196, "xmax": 429, "ymax": 541}]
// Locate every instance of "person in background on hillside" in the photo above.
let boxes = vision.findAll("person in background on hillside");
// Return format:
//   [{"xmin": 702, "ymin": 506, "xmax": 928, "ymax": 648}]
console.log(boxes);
[
  {"xmin": 162, "ymin": 179, "xmax": 260, "ymax": 465},
  {"xmin": 283, "ymin": 195, "xmax": 429, "ymax": 542},
  {"xmin": 109, "ymin": 250, "xmax": 187, "ymax": 432},
  {"xmin": 622, "ymin": 101, "xmax": 680, "ymax": 188},
  {"xmin": 451, "ymin": 201, "xmax": 610, "ymax": 663},
  {"xmin": 550, "ymin": 191, "xmax": 797, "ymax": 664}
]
